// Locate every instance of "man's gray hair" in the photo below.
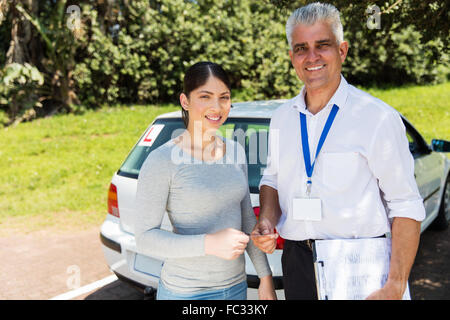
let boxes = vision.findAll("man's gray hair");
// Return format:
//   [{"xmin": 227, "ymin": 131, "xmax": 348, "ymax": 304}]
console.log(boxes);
[{"xmin": 286, "ymin": 2, "xmax": 344, "ymax": 49}]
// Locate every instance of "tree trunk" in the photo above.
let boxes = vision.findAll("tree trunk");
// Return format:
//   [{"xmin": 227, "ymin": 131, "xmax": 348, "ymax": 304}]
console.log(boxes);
[{"xmin": 5, "ymin": 0, "xmax": 38, "ymax": 65}]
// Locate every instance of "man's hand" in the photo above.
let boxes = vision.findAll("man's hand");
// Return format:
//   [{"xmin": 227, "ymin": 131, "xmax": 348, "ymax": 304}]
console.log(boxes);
[
  {"xmin": 365, "ymin": 279, "xmax": 405, "ymax": 300},
  {"xmin": 366, "ymin": 217, "xmax": 420, "ymax": 300},
  {"xmin": 253, "ymin": 185, "xmax": 282, "ymax": 254},
  {"xmin": 250, "ymin": 218, "xmax": 278, "ymax": 254}
]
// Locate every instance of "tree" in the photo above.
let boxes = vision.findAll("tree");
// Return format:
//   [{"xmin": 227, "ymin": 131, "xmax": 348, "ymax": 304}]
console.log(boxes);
[
  {"xmin": 269, "ymin": 0, "xmax": 449, "ymax": 46},
  {"xmin": 0, "ymin": 0, "xmax": 43, "ymax": 124},
  {"xmin": 0, "ymin": 0, "xmax": 448, "ymax": 126},
  {"xmin": 0, "ymin": 0, "xmax": 84, "ymax": 125},
  {"xmin": 269, "ymin": 0, "xmax": 449, "ymax": 85}
]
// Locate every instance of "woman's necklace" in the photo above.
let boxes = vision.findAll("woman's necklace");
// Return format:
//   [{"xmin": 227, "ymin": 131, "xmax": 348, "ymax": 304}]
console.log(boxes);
[{"xmin": 191, "ymin": 135, "xmax": 223, "ymax": 161}]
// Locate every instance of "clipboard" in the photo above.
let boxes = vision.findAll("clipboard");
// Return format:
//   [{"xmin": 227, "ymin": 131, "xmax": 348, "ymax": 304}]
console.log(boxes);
[{"xmin": 312, "ymin": 237, "xmax": 411, "ymax": 300}]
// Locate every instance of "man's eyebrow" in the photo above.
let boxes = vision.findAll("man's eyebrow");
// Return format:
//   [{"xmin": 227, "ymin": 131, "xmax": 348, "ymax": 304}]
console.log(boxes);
[
  {"xmin": 316, "ymin": 39, "xmax": 332, "ymax": 44},
  {"xmin": 293, "ymin": 39, "xmax": 332, "ymax": 48},
  {"xmin": 293, "ymin": 42, "xmax": 307, "ymax": 49}
]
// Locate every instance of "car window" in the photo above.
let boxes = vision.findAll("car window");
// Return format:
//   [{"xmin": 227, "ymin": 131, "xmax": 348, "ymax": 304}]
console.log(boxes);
[
  {"xmin": 406, "ymin": 131, "xmax": 419, "ymax": 156},
  {"xmin": 118, "ymin": 118, "xmax": 270, "ymax": 193},
  {"xmin": 244, "ymin": 124, "xmax": 270, "ymax": 193},
  {"xmin": 402, "ymin": 118, "xmax": 430, "ymax": 158},
  {"xmin": 118, "ymin": 119, "xmax": 185, "ymax": 178},
  {"xmin": 217, "ymin": 123, "xmax": 236, "ymax": 139}
]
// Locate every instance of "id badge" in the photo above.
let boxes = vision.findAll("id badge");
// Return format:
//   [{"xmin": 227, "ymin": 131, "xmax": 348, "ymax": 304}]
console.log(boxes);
[{"xmin": 293, "ymin": 198, "xmax": 322, "ymax": 221}]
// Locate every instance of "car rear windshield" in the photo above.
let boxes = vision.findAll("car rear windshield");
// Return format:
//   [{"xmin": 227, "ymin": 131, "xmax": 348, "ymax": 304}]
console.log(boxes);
[{"xmin": 118, "ymin": 117, "xmax": 270, "ymax": 193}]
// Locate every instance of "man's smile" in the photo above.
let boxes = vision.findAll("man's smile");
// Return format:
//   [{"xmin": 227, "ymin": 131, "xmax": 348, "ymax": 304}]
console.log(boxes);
[{"xmin": 305, "ymin": 64, "xmax": 326, "ymax": 71}]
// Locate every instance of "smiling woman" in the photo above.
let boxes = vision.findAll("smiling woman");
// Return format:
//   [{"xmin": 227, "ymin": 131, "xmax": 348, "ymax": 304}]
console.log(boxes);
[
  {"xmin": 180, "ymin": 62, "xmax": 232, "ymax": 129},
  {"xmin": 176, "ymin": 62, "xmax": 233, "ymax": 162},
  {"xmin": 133, "ymin": 61, "xmax": 276, "ymax": 300}
]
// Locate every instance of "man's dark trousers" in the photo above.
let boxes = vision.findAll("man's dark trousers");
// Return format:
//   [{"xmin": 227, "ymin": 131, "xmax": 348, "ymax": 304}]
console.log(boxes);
[{"xmin": 281, "ymin": 239, "xmax": 318, "ymax": 300}]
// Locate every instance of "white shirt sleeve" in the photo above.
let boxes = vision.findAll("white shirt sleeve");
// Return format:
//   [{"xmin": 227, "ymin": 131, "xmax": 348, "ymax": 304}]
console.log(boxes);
[
  {"xmin": 367, "ymin": 111, "xmax": 426, "ymax": 222},
  {"xmin": 259, "ymin": 117, "xmax": 279, "ymax": 191}
]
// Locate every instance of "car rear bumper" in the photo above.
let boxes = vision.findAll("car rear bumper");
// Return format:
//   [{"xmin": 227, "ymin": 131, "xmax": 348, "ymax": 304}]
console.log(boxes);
[
  {"xmin": 247, "ymin": 275, "xmax": 284, "ymax": 290},
  {"xmin": 100, "ymin": 215, "xmax": 161, "ymax": 290},
  {"xmin": 100, "ymin": 215, "xmax": 284, "ymax": 290},
  {"xmin": 100, "ymin": 232, "xmax": 121, "ymax": 254}
]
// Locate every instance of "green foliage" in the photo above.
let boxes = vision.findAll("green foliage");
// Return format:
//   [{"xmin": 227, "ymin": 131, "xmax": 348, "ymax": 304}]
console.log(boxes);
[
  {"xmin": 1, "ymin": 0, "xmax": 449, "ymax": 124},
  {"xmin": 16, "ymin": 1, "xmax": 81, "ymax": 110},
  {"xmin": 0, "ymin": 63, "xmax": 44, "ymax": 125},
  {"xmin": 73, "ymin": 7, "xmax": 122, "ymax": 106},
  {"xmin": 343, "ymin": 22, "xmax": 449, "ymax": 86},
  {"xmin": 0, "ymin": 1, "xmax": 82, "ymax": 126},
  {"xmin": 270, "ymin": 0, "xmax": 450, "ymax": 49},
  {"xmin": 264, "ymin": 0, "xmax": 450, "ymax": 88},
  {"xmin": 75, "ymin": 0, "xmax": 302, "ymax": 108},
  {"xmin": 74, "ymin": 0, "xmax": 448, "ymax": 109},
  {"xmin": 270, "ymin": 0, "xmax": 450, "ymax": 86}
]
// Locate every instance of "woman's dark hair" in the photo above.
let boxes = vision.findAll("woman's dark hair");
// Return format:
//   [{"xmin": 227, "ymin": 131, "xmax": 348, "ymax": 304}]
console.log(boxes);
[{"xmin": 182, "ymin": 61, "xmax": 231, "ymax": 128}]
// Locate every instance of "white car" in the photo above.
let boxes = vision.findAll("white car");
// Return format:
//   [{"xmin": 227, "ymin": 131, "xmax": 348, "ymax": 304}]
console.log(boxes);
[{"xmin": 100, "ymin": 100, "xmax": 450, "ymax": 298}]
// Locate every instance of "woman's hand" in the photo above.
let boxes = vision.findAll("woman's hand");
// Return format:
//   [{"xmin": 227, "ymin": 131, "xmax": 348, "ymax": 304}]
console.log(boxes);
[
  {"xmin": 258, "ymin": 275, "xmax": 277, "ymax": 300},
  {"xmin": 205, "ymin": 228, "xmax": 250, "ymax": 260},
  {"xmin": 251, "ymin": 218, "xmax": 279, "ymax": 254}
]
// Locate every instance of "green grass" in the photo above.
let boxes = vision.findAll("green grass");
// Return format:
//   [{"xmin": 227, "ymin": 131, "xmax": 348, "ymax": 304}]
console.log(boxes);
[
  {"xmin": 0, "ymin": 104, "xmax": 178, "ymax": 233},
  {"xmin": 0, "ymin": 83, "xmax": 448, "ymax": 233},
  {"xmin": 361, "ymin": 82, "xmax": 450, "ymax": 143}
]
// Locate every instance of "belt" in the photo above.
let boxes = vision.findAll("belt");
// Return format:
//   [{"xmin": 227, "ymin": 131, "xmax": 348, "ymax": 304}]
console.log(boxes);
[
  {"xmin": 300, "ymin": 239, "xmax": 316, "ymax": 251},
  {"xmin": 298, "ymin": 234, "xmax": 386, "ymax": 251}
]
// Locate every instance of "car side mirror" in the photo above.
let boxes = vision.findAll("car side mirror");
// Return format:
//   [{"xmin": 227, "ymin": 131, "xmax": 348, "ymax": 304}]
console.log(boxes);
[{"xmin": 431, "ymin": 139, "xmax": 450, "ymax": 152}]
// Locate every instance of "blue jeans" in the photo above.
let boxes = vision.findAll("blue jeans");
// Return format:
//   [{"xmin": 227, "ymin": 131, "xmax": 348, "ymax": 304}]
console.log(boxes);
[{"xmin": 156, "ymin": 280, "xmax": 247, "ymax": 300}]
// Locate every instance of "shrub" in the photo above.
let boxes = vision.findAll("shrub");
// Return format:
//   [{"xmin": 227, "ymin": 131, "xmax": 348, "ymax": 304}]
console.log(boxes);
[{"xmin": 0, "ymin": 63, "xmax": 44, "ymax": 125}]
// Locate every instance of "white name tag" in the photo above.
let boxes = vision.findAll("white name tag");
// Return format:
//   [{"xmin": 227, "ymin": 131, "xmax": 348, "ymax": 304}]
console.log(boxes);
[{"xmin": 293, "ymin": 198, "xmax": 322, "ymax": 221}]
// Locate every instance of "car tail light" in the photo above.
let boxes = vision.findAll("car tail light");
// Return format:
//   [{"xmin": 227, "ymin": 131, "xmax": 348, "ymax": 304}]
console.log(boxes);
[
  {"xmin": 108, "ymin": 183, "xmax": 120, "ymax": 218},
  {"xmin": 253, "ymin": 206, "xmax": 260, "ymax": 218},
  {"xmin": 275, "ymin": 231, "xmax": 285, "ymax": 250},
  {"xmin": 253, "ymin": 206, "xmax": 285, "ymax": 250}
]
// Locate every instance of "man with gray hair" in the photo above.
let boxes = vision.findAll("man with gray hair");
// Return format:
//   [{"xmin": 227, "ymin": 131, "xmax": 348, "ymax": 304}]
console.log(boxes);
[{"xmin": 251, "ymin": 2, "xmax": 425, "ymax": 300}]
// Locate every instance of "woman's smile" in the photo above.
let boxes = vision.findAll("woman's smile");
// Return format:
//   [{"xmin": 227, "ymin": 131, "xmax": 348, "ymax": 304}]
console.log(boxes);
[{"xmin": 205, "ymin": 114, "xmax": 222, "ymax": 123}]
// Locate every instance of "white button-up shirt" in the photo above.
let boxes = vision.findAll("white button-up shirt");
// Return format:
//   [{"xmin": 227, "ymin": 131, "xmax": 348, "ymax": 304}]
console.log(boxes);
[{"xmin": 259, "ymin": 75, "xmax": 425, "ymax": 241}]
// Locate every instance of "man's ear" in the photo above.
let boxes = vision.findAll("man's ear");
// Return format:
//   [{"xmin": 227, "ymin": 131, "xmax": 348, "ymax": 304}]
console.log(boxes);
[
  {"xmin": 339, "ymin": 41, "xmax": 349, "ymax": 63},
  {"xmin": 180, "ymin": 93, "xmax": 189, "ymax": 110}
]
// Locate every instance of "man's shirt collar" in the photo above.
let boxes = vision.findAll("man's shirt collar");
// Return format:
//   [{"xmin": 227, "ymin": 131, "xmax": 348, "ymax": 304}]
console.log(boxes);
[{"xmin": 292, "ymin": 74, "xmax": 349, "ymax": 114}]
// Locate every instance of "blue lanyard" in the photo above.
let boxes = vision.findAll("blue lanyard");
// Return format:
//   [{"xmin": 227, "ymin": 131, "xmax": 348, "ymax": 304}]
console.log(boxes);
[{"xmin": 300, "ymin": 104, "xmax": 339, "ymax": 189}]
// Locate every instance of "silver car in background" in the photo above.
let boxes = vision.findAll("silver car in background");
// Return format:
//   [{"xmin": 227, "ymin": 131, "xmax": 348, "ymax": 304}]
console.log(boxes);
[{"xmin": 100, "ymin": 100, "xmax": 450, "ymax": 298}]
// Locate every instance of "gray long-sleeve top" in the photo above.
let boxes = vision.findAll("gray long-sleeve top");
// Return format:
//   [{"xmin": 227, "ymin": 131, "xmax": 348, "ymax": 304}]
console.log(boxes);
[{"xmin": 134, "ymin": 137, "xmax": 272, "ymax": 293}]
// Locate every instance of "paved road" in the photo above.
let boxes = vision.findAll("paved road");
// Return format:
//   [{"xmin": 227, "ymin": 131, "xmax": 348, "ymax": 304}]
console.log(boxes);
[
  {"xmin": 1, "ymin": 223, "xmax": 447, "ymax": 300},
  {"xmin": 409, "ymin": 226, "xmax": 450, "ymax": 299},
  {"xmin": 0, "ymin": 228, "xmax": 111, "ymax": 300},
  {"xmin": 75, "ymin": 225, "xmax": 450, "ymax": 300}
]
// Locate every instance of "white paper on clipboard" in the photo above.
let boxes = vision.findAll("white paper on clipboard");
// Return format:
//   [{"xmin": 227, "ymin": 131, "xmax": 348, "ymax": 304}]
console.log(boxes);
[
  {"xmin": 138, "ymin": 124, "xmax": 165, "ymax": 147},
  {"xmin": 313, "ymin": 238, "xmax": 411, "ymax": 300}
]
